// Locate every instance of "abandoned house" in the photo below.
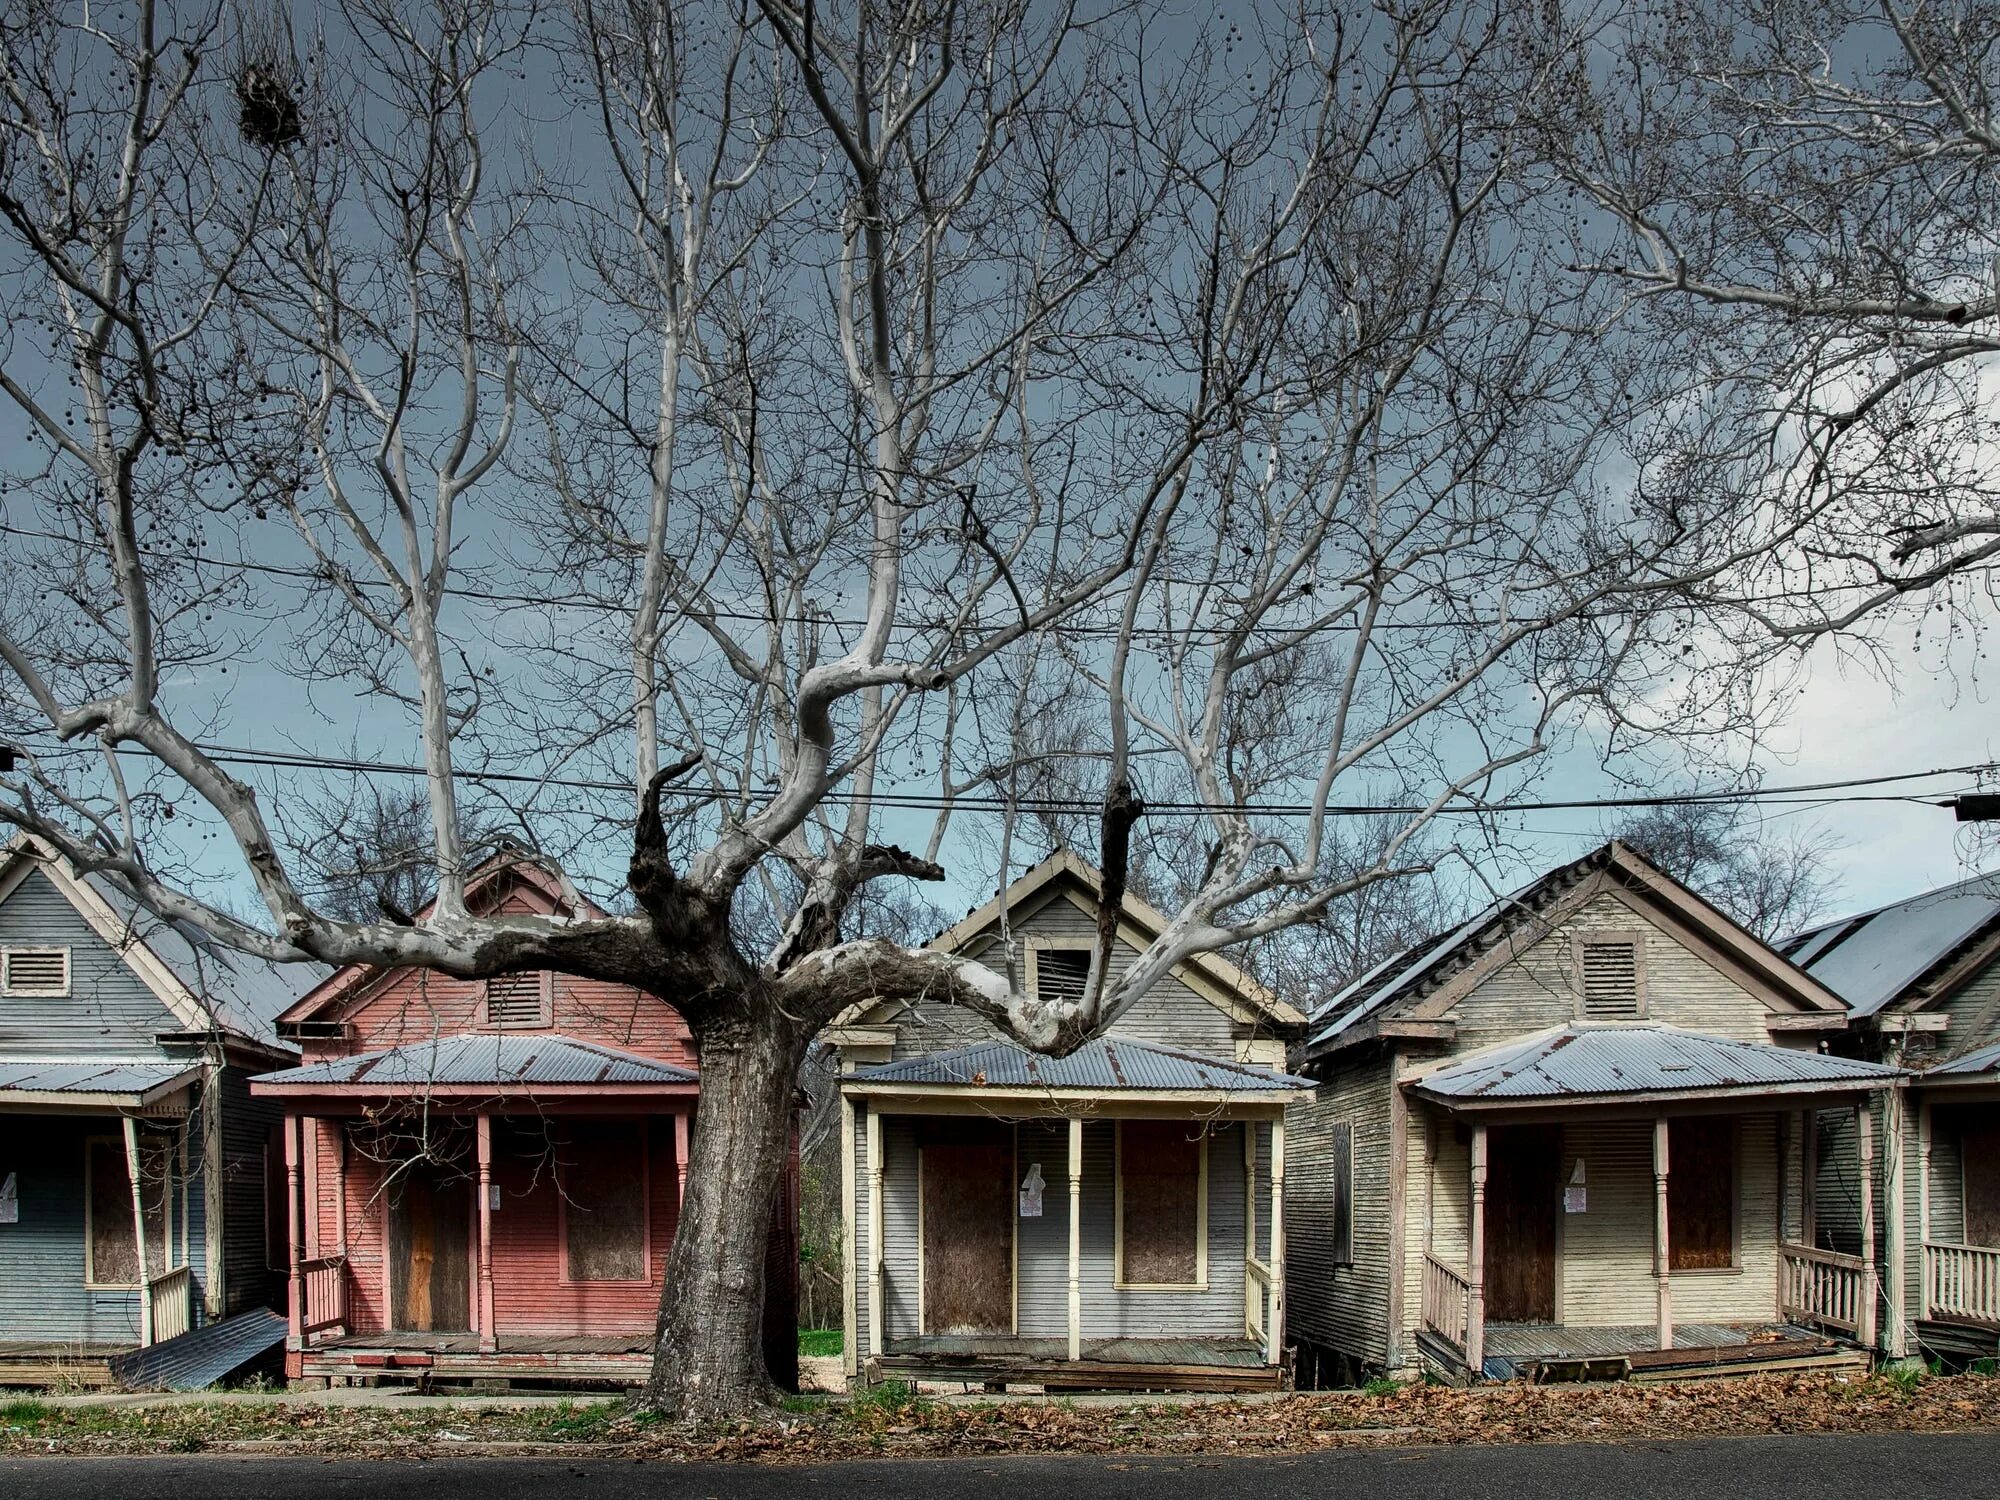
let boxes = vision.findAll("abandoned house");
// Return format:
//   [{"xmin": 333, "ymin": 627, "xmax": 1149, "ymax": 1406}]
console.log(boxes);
[
  {"xmin": 1286, "ymin": 841, "xmax": 1905, "ymax": 1385},
  {"xmin": 1783, "ymin": 873, "xmax": 2000, "ymax": 1363},
  {"xmin": 824, "ymin": 850, "xmax": 1312, "ymax": 1392},
  {"xmin": 251, "ymin": 850, "xmax": 798, "ymax": 1389},
  {"xmin": 0, "ymin": 834, "xmax": 316, "ymax": 1387}
]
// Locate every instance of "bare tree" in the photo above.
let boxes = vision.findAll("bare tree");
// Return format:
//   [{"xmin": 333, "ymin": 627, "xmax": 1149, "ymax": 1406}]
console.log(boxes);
[
  {"xmin": 1607, "ymin": 800, "xmax": 1840, "ymax": 938},
  {"xmin": 1, "ymin": 0, "xmax": 1800, "ymax": 1416}
]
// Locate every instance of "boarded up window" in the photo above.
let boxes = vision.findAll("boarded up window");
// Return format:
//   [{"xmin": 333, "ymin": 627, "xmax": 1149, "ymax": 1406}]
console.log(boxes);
[
  {"xmin": 563, "ymin": 1121, "xmax": 649, "ymax": 1281},
  {"xmin": 487, "ymin": 972, "xmax": 548, "ymax": 1029},
  {"xmin": 1329, "ymin": 1121, "xmax": 1354, "ymax": 1264},
  {"xmin": 1579, "ymin": 940, "xmax": 1641, "ymax": 1019},
  {"xmin": 87, "ymin": 1136, "xmax": 168, "ymax": 1284},
  {"xmin": 1964, "ymin": 1125, "xmax": 2000, "ymax": 1247},
  {"xmin": 1668, "ymin": 1117, "xmax": 1735, "ymax": 1270},
  {"xmin": 1035, "ymin": 949, "xmax": 1091, "ymax": 1008},
  {"xmin": 2, "ymin": 946, "xmax": 69, "ymax": 996},
  {"xmin": 1119, "ymin": 1121, "xmax": 1203, "ymax": 1286}
]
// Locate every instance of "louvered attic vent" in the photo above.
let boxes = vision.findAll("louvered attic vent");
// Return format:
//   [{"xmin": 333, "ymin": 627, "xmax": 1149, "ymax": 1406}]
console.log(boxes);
[
  {"xmin": 488, "ymin": 971, "xmax": 547, "ymax": 1029},
  {"xmin": 1, "ymin": 947, "xmax": 70, "ymax": 996},
  {"xmin": 1580, "ymin": 940, "xmax": 1640, "ymax": 1019},
  {"xmin": 1035, "ymin": 949, "xmax": 1092, "ymax": 1008}
]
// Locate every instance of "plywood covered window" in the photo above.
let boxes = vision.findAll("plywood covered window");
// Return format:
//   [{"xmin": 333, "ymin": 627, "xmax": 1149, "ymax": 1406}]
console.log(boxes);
[
  {"xmin": 1328, "ymin": 1120, "xmax": 1354, "ymax": 1264},
  {"xmin": 1668, "ymin": 1117, "xmax": 1735, "ymax": 1270},
  {"xmin": 1963, "ymin": 1124, "xmax": 2000, "ymax": 1247},
  {"xmin": 1576, "ymin": 934, "xmax": 1644, "ymax": 1020},
  {"xmin": 1116, "ymin": 1121, "xmax": 1207, "ymax": 1288},
  {"xmin": 2, "ymin": 946, "xmax": 70, "ymax": 996},
  {"xmin": 486, "ymin": 971, "xmax": 550, "ymax": 1030},
  {"xmin": 1032, "ymin": 947, "xmax": 1091, "ymax": 1008},
  {"xmin": 86, "ymin": 1135, "xmax": 169, "ymax": 1286},
  {"xmin": 561, "ymin": 1121, "xmax": 649, "ymax": 1282}
]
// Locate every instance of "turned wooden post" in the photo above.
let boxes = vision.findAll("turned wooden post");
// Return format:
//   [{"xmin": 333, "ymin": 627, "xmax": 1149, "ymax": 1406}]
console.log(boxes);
[
  {"xmin": 476, "ymin": 1113, "xmax": 497, "ymax": 1352},
  {"xmin": 1466, "ymin": 1122, "xmax": 1487, "ymax": 1377},
  {"xmin": 1919, "ymin": 1097, "xmax": 1934, "ymax": 1321},
  {"xmin": 1858, "ymin": 1099, "xmax": 1878, "ymax": 1351},
  {"xmin": 1654, "ymin": 1116, "xmax": 1673, "ymax": 1351},
  {"xmin": 673, "ymin": 1111, "xmax": 691, "ymax": 1207},
  {"xmin": 866, "ymin": 1107, "xmax": 885, "ymax": 1361},
  {"xmin": 284, "ymin": 1114, "xmax": 304, "ymax": 1351},
  {"xmin": 1268, "ymin": 1116, "xmax": 1287, "ymax": 1368},
  {"xmin": 124, "ymin": 1116, "xmax": 154, "ymax": 1347},
  {"xmin": 1068, "ymin": 1115, "xmax": 1084, "ymax": 1362}
]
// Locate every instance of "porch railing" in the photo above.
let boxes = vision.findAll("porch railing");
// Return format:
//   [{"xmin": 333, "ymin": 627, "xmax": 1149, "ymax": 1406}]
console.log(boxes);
[
  {"xmin": 1778, "ymin": 1242, "xmax": 1864, "ymax": 1335},
  {"xmin": 1923, "ymin": 1241, "xmax": 2000, "ymax": 1328},
  {"xmin": 145, "ymin": 1264, "xmax": 194, "ymax": 1345},
  {"xmin": 1247, "ymin": 1257, "xmax": 1273, "ymax": 1342},
  {"xmin": 1421, "ymin": 1253, "xmax": 1471, "ymax": 1350},
  {"xmin": 300, "ymin": 1255, "xmax": 349, "ymax": 1338}
]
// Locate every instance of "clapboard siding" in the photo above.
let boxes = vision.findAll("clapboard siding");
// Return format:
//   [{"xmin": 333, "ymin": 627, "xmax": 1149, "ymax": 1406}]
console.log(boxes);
[
  {"xmin": 0, "ymin": 869, "xmax": 183, "ymax": 1054},
  {"xmin": 217, "ymin": 1066, "xmax": 282, "ymax": 1315},
  {"xmin": 1286, "ymin": 1054, "xmax": 1392, "ymax": 1370},
  {"xmin": 886, "ymin": 894, "xmax": 1240, "ymax": 1060}
]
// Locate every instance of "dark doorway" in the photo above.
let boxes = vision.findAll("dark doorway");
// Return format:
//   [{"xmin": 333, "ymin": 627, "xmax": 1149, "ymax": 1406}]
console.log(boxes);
[
  {"xmin": 920, "ymin": 1122, "xmax": 1014, "ymax": 1335},
  {"xmin": 388, "ymin": 1162, "xmax": 472, "ymax": 1333},
  {"xmin": 1483, "ymin": 1124, "xmax": 1560, "ymax": 1323},
  {"xmin": 1965, "ymin": 1123, "xmax": 2000, "ymax": 1247}
]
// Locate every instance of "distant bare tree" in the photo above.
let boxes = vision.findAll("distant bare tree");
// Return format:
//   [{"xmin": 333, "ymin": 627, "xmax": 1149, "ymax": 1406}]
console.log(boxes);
[{"xmin": 1608, "ymin": 801, "xmax": 1840, "ymax": 939}]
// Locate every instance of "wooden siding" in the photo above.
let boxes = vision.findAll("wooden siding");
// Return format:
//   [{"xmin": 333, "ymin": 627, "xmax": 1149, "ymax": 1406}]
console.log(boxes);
[
  {"xmin": 854, "ymin": 1110, "xmax": 1250, "ymax": 1347},
  {"xmin": 1285, "ymin": 1053, "xmax": 1393, "ymax": 1371},
  {"xmin": 0, "ymin": 869, "xmax": 182, "ymax": 1055}
]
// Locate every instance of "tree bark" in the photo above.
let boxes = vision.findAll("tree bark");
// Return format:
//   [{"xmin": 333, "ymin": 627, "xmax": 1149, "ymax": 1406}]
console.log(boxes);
[{"xmin": 642, "ymin": 998, "xmax": 805, "ymax": 1418}]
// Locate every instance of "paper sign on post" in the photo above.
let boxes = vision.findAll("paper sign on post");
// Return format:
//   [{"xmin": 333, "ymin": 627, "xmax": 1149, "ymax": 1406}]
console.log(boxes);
[
  {"xmin": 1563, "ymin": 1158, "xmax": 1587, "ymax": 1214},
  {"xmin": 1019, "ymin": 1162, "xmax": 1045, "ymax": 1217}
]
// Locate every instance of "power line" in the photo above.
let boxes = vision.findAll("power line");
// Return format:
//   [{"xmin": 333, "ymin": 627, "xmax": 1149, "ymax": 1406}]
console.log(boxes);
[{"xmin": 51, "ymin": 736, "xmax": 1997, "ymax": 819}]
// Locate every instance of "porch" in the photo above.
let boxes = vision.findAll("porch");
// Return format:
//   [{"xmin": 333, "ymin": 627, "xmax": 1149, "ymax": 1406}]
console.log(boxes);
[
  {"xmin": 1911, "ymin": 1073, "xmax": 2000, "ymax": 1348},
  {"xmin": 842, "ymin": 1037, "xmax": 1312, "ymax": 1391},
  {"xmin": 1404, "ymin": 1025, "xmax": 1901, "ymax": 1380},
  {"xmin": 298, "ymin": 1330, "xmax": 655, "ymax": 1385}
]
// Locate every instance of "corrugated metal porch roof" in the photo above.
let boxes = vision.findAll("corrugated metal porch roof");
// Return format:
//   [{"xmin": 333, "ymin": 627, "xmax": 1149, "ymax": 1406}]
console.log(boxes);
[
  {"xmin": 252, "ymin": 1033, "xmax": 698, "ymax": 1091},
  {"xmin": 1927, "ymin": 1037, "xmax": 2000, "ymax": 1078},
  {"xmin": 1409, "ymin": 1024, "xmax": 1900, "ymax": 1105},
  {"xmin": 847, "ymin": 1036, "xmax": 1311, "ymax": 1094},
  {"xmin": 0, "ymin": 1058, "xmax": 201, "ymax": 1104}
]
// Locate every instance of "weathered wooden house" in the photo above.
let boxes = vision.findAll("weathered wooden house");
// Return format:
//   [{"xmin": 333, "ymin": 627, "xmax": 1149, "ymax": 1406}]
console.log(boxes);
[
  {"xmin": 0, "ymin": 835, "xmax": 313, "ymax": 1386},
  {"xmin": 1782, "ymin": 874, "xmax": 2000, "ymax": 1362},
  {"xmin": 251, "ymin": 851, "xmax": 798, "ymax": 1388},
  {"xmin": 826, "ymin": 851, "xmax": 1312, "ymax": 1392},
  {"xmin": 1286, "ymin": 842, "xmax": 1904, "ymax": 1385}
]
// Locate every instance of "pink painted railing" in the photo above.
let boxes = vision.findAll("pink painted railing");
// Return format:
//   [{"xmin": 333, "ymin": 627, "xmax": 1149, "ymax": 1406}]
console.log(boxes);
[
  {"xmin": 300, "ymin": 1255, "xmax": 348, "ymax": 1337},
  {"xmin": 1779, "ymin": 1242, "xmax": 1864, "ymax": 1335},
  {"xmin": 1924, "ymin": 1241, "xmax": 2000, "ymax": 1328},
  {"xmin": 1422, "ymin": 1253, "xmax": 1471, "ymax": 1350}
]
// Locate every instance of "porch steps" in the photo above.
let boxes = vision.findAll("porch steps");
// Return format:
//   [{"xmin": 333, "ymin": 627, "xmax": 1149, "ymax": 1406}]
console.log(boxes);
[
  {"xmin": 109, "ymin": 1308, "xmax": 287, "ymax": 1392},
  {"xmin": 1622, "ymin": 1339, "xmax": 1869, "ymax": 1384}
]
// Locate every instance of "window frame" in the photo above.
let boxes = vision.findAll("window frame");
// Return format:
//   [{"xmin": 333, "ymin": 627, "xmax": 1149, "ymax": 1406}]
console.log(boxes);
[
  {"xmin": 1113, "ymin": 1119, "xmax": 1210, "ymax": 1291},
  {"xmin": 1571, "ymin": 929, "xmax": 1648, "ymax": 1022},
  {"xmin": 1667, "ymin": 1115, "xmax": 1740, "ymax": 1273},
  {"xmin": 1, "ymin": 945, "xmax": 71, "ymax": 997},
  {"xmin": 557, "ymin": 1120, "xmax": 653, "ymax": 1286},
  {"xmin": 481, "ymin": 970, "xmax": 553, "ymax": 1031},
  {"xmin": 1024, "ymin": 937, "xmax": 1096, "ymax": 1011},
  {"xmin": 1328, "ymin": 1118, "xmax": 1355, "ymax": 1266}
]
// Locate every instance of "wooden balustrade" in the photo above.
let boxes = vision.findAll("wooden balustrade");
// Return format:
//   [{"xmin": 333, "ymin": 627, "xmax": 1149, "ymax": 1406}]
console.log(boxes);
[
  {"xmin": 1246, "ymin": 1257, "xmax": 1273, "ymax": 1340},
  {"xmin": 1924, "ymin": 1241, "xmax": 2000, "ymax": 1328},
  {"xmin": 300, "ymin": 1255, "xmax": 349, "ymax": 1337},
  {"xmin": 145, "ymin": 1264, "xmax": 194, "ymax": 1345},
  {"xmin": 1421, "ymin": 1253, "xmax": 1471, "ymax": 1350},
  {"xmin": 1778, "ymin": 1242, "xmax": 1865, "ymax": 1335}
]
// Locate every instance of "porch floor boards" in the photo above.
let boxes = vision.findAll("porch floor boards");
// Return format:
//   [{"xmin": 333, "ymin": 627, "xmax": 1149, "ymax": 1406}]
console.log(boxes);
[
  {"xmin": 1484, "ymin": 1321, "xmax": 1809, "ymax": 1361},
  {"xmin": 873, "ymin": 1335, "xmax": 1277, "ymax": 1392},
  {"xmin": 301, "ymin": 1331, "xmax": 655, "ymax": 1386},
  {"xmin": 0, "ymin": 1341, "xmax": 122, "ymax": 1388},
  {"xmin": 317, "ymin": 1332, "xmax": 653, "ymax": 1355}
]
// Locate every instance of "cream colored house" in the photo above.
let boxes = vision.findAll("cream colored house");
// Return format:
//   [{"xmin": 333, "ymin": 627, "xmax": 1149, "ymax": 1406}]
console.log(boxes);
[{"xmin": 1286, "ymin": 842, "xmax": 1903, "ymax": 1385}]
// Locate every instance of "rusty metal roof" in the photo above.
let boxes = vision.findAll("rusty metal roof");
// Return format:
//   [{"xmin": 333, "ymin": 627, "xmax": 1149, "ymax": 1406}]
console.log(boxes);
[
  {"xmin": 252, "ymin": 1032, "xmax": 698, "ymax": 1091},
  {"xmin": 1408, "ymin": 1025, "xmax": 1900, "ymax": 1104},
  {"xmin": 0, "ymin": 1058, "xmax": 201, "ymax": 1104},
  {"xmin": 847, "ymin": 1036, "xmax": 1312, "ymax": 1094}
]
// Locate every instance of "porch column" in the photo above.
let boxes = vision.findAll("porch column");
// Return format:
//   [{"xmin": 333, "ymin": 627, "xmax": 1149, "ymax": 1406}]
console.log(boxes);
[
  {"xmin": 1653, "ymin": 1116, "xmax": 1672, "ymax": 1351},
  {"xmin": 124, "ymin": 1116, "xmax": 154, "ymax": 1347},
  {"xmin": 1466, "ymin": 1122, "xmax": 1487, "ymax": 1377},
  {"xmin": 1267, "ymin": 1116, "xmax": 1286, "ymax": 1367},
  {"xmin": 866, "ymin": 1106, "xmax": 885, "ymax": 1360},
  {"xmin": 1918, "ymin": 1097, "xmax": 1933, "ymax": 1321},
  {"xmin": 1884, "ymin": 1089, "xmax": 1907, "ymax": 1356},
  {"xmin": 673, "ymin": 1111, "xmax": 691, "ymax": 1207},
  {"xmin": 332, "ymin": 1123, "xmax": 348, "ymax": 1255},
  {"xmin": 476, "ymin": 1113, "xmax": 497, "ymax": 1353},
  {"xmin": 840, "ymin": 1093, "xmax": 859, "ymax": 1382},
  {"xmin": 1857, "ymin": 1099, "xmax": 1877, "ymax": 1350},
  {"xmin": 284, "ymin": 1113, "xmax": 304, "ymax": 1351},
  {"xmin": 1067, "ymin": 1115, "xmax": 1083, "ymax": 1362}
]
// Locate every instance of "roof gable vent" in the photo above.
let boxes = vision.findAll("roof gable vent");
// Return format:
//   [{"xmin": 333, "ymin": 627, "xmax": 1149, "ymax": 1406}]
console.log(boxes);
[
  {"xmin": 487, "ymin": 971, "xmax": 549, "ymax": 1029},
  {"xmin": 2, "ymin": 947, "xmax": 70, "ymax": 997},
  {"xmin": 1579, "ymin": 938, "xmax": 1642, "ymax": 1020},
  {"xmin": 1034, "ymin": 948, "xmax": 1091, "ymax": 1009}
]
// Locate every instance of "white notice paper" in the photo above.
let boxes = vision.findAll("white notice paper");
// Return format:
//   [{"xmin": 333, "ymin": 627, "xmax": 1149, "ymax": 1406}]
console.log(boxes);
[
  {"xmin": 1563, "ymin": 1158, "xmax": 1587, "ymax": 1214},
  {"xmin": 1019, "ymin": 1162, "xmax": 1045, "ymax": 1217}
]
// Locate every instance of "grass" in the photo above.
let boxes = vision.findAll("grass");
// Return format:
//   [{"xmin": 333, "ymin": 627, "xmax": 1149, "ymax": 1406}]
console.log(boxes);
[
  {"xmin": 1887, "ymin": 1363, "xmax": 1926, "ymax": 1397},
  {"xmin": 799, "ymin": 1328, "xmax": 843, "ymax": 1357},
  {"xmin": 1361, "ymin": 1376, "xmax": 1402, "ymax": 1397},
  {"xmin": 0, "ymin": 1399, "xmax": 49, "ymax": 1426},
  {"xmin": 850, "ymin": 1378, "xmax": 925, "ymax": 1412}
]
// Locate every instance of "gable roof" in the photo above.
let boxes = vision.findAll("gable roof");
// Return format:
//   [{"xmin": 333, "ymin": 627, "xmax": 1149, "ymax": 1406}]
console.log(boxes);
[
  {"xmin": 846, "ymin": 1035, "xmax": 1311, "ymax": 1095},
  {"xmin": 1303, "ymin": 842, "xmax": 1849, "ymax": 1060},
  {"xmin": 1778, "ymin": 871, "xmax": 2000, "ymax": 1019},
  {"xmin": 0, "ymin": 835, "xmax": 317, "ymax": 1055},
  {"xmin": 923, "ymin": 849, "xmax": 1305, "ymax": 1028},
  {"xmin": 277, "ymin": 847, "xmax": 601, "ymax": 1027},
  {"xmin": 1407, "ymin": 1023, "xmax": 1899, "ymax": 1107}
]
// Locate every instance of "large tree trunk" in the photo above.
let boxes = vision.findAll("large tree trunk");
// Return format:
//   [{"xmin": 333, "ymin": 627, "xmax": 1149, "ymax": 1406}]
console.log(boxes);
[{"xmin": 642, "ymin": 1002, "xmax": 805, "ymax": 1418}]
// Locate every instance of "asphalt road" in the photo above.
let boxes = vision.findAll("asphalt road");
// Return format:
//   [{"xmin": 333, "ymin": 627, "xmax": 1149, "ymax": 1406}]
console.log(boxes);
[{"xmin": 4, "ymin": 1433, "xmax": 1999, "ymax": 1500}]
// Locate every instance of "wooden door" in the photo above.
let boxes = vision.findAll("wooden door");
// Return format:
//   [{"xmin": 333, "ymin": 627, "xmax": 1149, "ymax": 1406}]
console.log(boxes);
[
  {"xmin": 1483, "ymin": 1125, "xmax": 1559, "ymax": 1323},
  {"xmin": 389, "ymin": 1166, "xmax": 472, "ymax": 1333},
  {"xmin": 921, "ymin": 1126, "xmax": 1014, "ymax": 1336},
  {"xmin": 1965, "ymin": 1124, "xmax": 2000, "ymax": 1247}
]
